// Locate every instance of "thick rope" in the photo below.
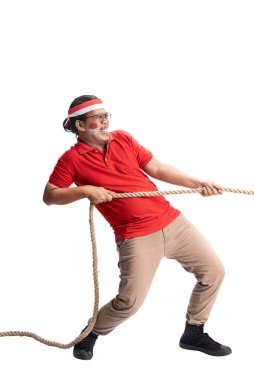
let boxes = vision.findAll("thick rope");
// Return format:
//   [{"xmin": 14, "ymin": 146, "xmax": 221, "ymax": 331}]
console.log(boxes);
[{"xmin": 0, "ymin": 187, "xmax": 253, "ymax": 349}]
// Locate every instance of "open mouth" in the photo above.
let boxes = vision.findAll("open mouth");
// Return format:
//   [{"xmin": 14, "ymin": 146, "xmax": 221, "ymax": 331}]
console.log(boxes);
[{"xmin": 99, "ymin": 128, "xmax": 108, "ymax": 135}]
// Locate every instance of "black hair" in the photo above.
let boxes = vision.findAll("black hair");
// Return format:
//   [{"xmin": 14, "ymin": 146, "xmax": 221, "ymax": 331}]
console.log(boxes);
[{"xmin": 63, "ymin": 95, "xmax": 98, "ymax": 135}]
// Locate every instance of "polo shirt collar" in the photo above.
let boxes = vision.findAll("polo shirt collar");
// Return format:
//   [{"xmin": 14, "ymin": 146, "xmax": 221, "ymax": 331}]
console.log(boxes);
[{"xmin": 75, "ymin": 134, "xmax": 114, "ymax": 155}]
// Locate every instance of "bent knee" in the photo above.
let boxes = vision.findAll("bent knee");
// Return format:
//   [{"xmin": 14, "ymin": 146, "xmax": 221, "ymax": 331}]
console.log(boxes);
[
  {"xmin": 200, "ymin": 261, "xmax": 225, "ymax": 286},
  {"xmin": 112, "ymin": 294, "xmax": 144, "ymax": 317},
  {"xmin": 213, "ymin": 261, "xmax": 225, "ymax": 283},
  {"xmin": 219, "ymin": 263, "xmax": 225, "ymax": 281}
]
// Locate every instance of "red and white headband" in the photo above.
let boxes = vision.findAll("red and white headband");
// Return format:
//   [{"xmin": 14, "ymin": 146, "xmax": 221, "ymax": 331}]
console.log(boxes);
[{"xmin": 68, "ymin": 98, "xmax": 104, "ymax": 118}]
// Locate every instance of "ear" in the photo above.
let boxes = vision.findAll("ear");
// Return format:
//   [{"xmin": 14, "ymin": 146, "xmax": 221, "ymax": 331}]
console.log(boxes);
[{"xmin": 75, "ymin": 120, "xmax": 86, "ymax": 132}]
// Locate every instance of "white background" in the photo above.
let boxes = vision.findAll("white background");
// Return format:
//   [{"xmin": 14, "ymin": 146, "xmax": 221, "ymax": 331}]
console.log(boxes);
[{"xmin": 0, "ymin": 0, "xmax": 253, "ymax": 378}]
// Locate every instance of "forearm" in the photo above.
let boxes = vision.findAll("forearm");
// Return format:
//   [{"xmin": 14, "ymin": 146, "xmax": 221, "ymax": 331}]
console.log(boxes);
[
  {"xmin": 43, "ymin": 185, "xmax": 88, "ymax": 205},
  {"xmin": 156, "ymin": 162, "xmax": 202, "ymax": 189}
]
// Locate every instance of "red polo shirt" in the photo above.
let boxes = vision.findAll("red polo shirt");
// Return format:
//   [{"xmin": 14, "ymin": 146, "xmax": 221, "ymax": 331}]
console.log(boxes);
[{"xmin": 49, "ymin": 130, "xmax": 181, "ymax": 241}]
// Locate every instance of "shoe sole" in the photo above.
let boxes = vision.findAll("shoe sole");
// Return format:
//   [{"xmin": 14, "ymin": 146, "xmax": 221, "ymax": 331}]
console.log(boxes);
[{"xmin": 179, "ymin": 342, "xmax": 232, "ymax": 356}]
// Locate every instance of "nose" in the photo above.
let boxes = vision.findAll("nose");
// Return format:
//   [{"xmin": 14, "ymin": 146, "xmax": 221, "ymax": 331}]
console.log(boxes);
[
  {"xmin": 100, "ymin": 113, "xmax": 111, "ymax": 123},
  {"xmin": 102, "ymin": 116, "xmax": 108, "ymax": 124}
]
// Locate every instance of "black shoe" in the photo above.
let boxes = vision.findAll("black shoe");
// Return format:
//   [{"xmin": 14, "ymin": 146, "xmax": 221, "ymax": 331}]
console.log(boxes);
[
  {"xmin": 179, "ymin": 322, "xmax": 232, "ymax": 356},
  {"xmin": 73, "ymin": 328, "xmax": 98, "ymax": 360}
]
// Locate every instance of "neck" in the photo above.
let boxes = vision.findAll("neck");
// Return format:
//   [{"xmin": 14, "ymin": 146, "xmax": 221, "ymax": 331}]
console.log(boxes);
[{"xmin": 78, "ymin": 137, "xmax": 106, "ymax": 153}]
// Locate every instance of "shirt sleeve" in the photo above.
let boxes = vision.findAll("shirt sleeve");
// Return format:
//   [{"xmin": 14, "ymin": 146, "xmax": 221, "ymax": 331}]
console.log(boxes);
[
  {"xmin": 120, "ymin": 131, "xmax": 153, "ymax": 168},
  {"xmin": 48, "ymin": 153, "xmax": 74, "ymax": 188}
]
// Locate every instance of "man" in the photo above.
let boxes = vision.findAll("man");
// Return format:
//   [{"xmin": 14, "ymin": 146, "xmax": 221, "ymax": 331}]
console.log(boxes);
[{"xmin": 43, "ymin": 95, "xmax": 231, "ymax": 359}]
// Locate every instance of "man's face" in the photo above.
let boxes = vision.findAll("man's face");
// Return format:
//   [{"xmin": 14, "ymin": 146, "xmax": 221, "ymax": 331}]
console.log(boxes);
[{"xmin": 78, "ymin": 108, "xmax": 111, "ymax": 145}]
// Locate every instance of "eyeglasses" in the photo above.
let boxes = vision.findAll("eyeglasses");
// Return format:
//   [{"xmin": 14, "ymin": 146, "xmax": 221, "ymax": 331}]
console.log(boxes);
[{"xmin": 84, "ymin": 112, "xmax": 112, "ymax": 122}]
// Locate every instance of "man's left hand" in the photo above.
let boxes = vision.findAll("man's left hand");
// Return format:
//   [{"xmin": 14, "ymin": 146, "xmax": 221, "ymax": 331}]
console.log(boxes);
[{"xmin": 199, "ymin": 181, "xmax": 224, "ymax": 197}]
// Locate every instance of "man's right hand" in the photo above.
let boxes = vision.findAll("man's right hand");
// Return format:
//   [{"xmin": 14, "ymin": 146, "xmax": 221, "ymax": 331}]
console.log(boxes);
[
  {"xmin": 84, "ymin": 186, "xmax": 116, "ymax": 204},
  {"xmin": 43, "ymin": 182, "xmax": 116, "ymax": 206}
]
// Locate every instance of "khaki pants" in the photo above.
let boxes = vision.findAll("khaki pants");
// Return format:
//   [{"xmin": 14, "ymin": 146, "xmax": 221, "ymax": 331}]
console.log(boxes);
[{"xmin": 93, "ymin": 213, "xmax": 225, "ymax": 336}]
